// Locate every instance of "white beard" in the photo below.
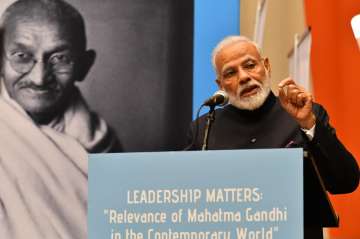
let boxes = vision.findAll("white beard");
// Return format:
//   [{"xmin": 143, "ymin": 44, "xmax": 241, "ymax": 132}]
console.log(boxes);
[{"xmin": 228, "ymin": 75, "xmax": 271, "ymax": 110}]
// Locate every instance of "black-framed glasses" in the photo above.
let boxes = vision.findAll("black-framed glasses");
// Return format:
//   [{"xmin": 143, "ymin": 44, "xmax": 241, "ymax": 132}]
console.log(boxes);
[{"xmin": 4, "ymin": 51, "xmax": 76, "ymax": 74}]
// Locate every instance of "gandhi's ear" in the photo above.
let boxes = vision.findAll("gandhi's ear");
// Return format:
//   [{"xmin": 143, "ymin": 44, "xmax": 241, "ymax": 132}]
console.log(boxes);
[
  {"xmin": 0, "ymin": 28, "xmax": 3, "ymax": 73},
  {"xmin": 75, "ymin": 49, "xmax": 96, "ymax": 82}
]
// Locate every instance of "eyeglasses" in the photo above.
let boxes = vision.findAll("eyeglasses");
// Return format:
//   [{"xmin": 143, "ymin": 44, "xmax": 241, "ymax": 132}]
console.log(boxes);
[{"xmin": 4, "ymin": 51, "xmax": 76, "ymax": 74}]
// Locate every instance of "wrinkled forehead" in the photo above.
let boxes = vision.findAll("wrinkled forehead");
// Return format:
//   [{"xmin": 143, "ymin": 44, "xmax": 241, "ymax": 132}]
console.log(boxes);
[
  {"xmin": 215, "ymin": 41, "xmax": 261, "ymax": 68},
  {"xmin": 1, "ymin": 13, "xmax": 83, "ymax": 52}
]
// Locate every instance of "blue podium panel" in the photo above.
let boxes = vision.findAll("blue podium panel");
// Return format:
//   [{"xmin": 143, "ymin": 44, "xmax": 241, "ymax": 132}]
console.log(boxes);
[{"xmin": 89, "ymin": 149, "xmax": 303, "ymax": 239}]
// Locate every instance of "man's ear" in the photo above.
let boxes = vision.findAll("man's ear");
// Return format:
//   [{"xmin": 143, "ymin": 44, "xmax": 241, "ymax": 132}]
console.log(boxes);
[
  {"xmin": 75, "ymin": 49, "xmax": 96, "ymax": 82},
  {"xmin": 215, "ymin": 78, "xmax": 223, "ymax": 89},
  {"xmin": 263, "ymin": 57, "xmax": 271, "ymax": 77}
]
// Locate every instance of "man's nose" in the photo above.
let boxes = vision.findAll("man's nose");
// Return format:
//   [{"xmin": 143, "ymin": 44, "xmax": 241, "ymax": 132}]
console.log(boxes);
[
  {"xmin": 237, "ymin": 67, "xmax": 251, "ymax": 85},
  {"xmin": 27, "ymin": 61, "xmax": 52, "ymax": 86}
]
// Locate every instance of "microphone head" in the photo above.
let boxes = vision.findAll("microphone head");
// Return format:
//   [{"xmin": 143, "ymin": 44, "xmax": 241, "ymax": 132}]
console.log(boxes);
[
  {"xmin": 203, "ymin": 90, "xmax": 229, "ymax": 106},
  {"xmin": 213, "ymin": 90, "xmax": 229, "ymax": 106}
]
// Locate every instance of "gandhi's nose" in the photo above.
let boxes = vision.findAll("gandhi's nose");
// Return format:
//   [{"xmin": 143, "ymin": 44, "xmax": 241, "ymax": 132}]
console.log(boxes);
[{"xmin": 27, "ymin": 61, "xmax": 52, "ymax": 86}]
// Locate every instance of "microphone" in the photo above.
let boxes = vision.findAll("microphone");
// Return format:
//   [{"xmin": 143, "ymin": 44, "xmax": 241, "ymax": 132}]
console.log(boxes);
[{"xmin": 203, "ymin": 90, "xmax": 229, "ymax": 107}]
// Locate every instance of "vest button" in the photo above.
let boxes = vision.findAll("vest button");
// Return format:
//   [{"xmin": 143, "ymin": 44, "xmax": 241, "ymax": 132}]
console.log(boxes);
[{"xmin": 251, "ymin": 138, "xmax": 257, "ymax": 143}]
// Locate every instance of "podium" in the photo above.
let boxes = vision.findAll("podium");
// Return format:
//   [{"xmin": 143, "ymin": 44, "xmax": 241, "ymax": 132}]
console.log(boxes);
[{"xmin": 88, "ymin": 149, "xmax": 304, "ymax": 239}]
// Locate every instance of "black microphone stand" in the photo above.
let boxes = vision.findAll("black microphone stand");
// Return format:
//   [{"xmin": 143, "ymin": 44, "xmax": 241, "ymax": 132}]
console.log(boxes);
[{"xmin": 201, "ymin": 105, "xmax": 216, "ymax": 150}]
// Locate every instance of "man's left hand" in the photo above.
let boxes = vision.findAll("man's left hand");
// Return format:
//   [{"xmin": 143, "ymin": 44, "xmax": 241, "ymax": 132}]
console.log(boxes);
[{"xmin": 278, "ymin": 77, "xmax": 315, "ymax": 129}]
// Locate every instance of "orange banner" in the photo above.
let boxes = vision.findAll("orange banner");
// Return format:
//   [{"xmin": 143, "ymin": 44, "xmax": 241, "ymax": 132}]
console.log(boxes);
[{"xmin": 304, "ymin": 0, "xmax": 360, "ymax": 238}]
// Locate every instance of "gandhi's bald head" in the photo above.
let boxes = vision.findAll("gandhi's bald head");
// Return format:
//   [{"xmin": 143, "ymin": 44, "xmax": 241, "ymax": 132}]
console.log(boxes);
[
  {"xmin": 0, "ymin": 0, "xmax": 96, "ymax": 124},
  {"xmin": 1, "ymin": 0, "xmax": 87, "ymax": 51}
]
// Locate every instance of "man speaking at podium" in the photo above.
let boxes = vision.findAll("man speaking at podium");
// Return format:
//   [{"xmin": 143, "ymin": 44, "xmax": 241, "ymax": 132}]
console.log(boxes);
[{"xmin": 187, "ymin": 36, "xmax": 359, "ymax": 239}]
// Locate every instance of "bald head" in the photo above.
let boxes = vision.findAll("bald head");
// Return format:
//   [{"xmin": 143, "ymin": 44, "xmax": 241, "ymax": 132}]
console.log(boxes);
[
  {"xmin": 1, "ymin": 0, "xmax": 87, "ymax": 51},
  {"xmin": 0, "ymin": 0, "xmax": 96, "ymax": 123}
]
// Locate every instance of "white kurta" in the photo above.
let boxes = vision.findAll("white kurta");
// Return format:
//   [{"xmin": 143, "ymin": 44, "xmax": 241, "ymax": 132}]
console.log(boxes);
[{"xmin": 0, "ymin": 96, "xmax": 88, "ymax": 238}]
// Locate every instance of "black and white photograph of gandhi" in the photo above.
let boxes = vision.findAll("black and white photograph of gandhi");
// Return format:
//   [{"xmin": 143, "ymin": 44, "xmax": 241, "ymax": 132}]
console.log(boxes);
[{"xmin": 0, "ymin": 0, "xmax": 192, "ymax": 238}]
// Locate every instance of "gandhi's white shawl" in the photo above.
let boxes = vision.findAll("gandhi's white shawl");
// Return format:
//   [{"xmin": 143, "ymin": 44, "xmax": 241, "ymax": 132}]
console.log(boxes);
[{"xmin": 0, "ymin": 96, "xmax": 88, "ymax": 238}]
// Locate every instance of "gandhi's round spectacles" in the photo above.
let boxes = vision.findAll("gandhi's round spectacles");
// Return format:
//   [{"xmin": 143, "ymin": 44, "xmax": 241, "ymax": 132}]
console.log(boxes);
[{"xmin": 4, "ymin": 51, "xmax": 76, "ymax": 74}]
